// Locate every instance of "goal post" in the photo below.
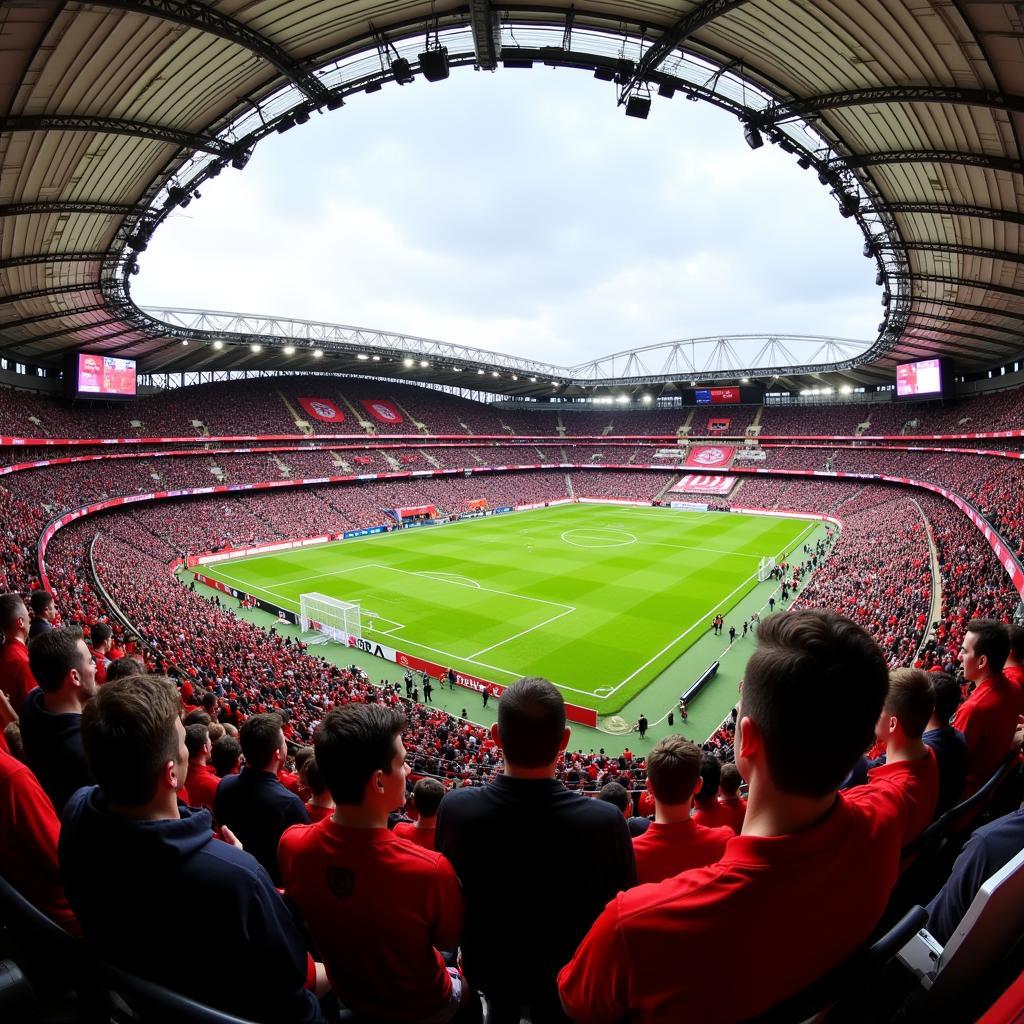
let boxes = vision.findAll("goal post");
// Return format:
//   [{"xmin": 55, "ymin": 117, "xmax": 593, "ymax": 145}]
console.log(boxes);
[
  {"xmin": 757, "ymin": 556, "xmax": 777, "ymax": 583},
  {"xmin": 299, "ymin": 592, "xmax": 362, "ymax": 644}
]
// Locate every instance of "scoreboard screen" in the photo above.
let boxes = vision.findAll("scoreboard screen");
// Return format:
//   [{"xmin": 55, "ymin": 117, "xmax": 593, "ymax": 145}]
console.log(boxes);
[
  {"xmin": 896, "ymin": 358, "xmax": 944, "ymax": 400},
  {"xmin": 74, "ymin": 353, "xmax": 137, "ymax": 398}
]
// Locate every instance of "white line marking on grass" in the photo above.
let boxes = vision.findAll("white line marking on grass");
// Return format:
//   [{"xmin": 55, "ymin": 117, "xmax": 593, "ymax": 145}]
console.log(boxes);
[
  {"xmin": 413, "ymin": 572, "xmax": 481, "ymax": 588},
  {"xmin": 560, "ymin": 528, "xmax": 637, "ymax": 549},
  {"xmin": 466, "ymin": 605, "xmax": 576, "ymax": 659}
]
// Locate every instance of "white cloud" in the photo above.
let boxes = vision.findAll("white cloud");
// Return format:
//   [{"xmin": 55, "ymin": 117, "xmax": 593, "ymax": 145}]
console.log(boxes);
[{"xmin": 133, "ymin": 68, "xmax": 878, "ymax": 367}]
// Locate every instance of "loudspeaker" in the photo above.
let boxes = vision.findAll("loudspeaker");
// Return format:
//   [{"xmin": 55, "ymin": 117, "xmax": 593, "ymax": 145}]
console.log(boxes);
[
  {"xmin": 419, "ymin": 48, "xmax": 450, "ymax": 82},
  {"xmin": 625, "ymin": 94, "xmax": 651, "ymax": 119}
]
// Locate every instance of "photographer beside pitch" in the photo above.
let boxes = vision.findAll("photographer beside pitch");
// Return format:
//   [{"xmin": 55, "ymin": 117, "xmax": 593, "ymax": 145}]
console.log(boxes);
[{"xmin": 559, "ymin": 610, "xmax": 933, "ymax": 1023}]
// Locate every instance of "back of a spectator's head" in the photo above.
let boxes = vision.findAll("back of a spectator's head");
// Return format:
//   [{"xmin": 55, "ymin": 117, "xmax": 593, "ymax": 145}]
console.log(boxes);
[
  {"xmin": 81, "ymin": 675, "xmax": 183, "ymax": 807},
  {"xmin": 646, "ymin": 735, "xmax": 702, "ymax": 805},
  {"xmin": 293, "ymin": 745, "xmax": 315, "ymax": 774},
  {"xmin": 183, "ymin": 709, "xmax": 212, "ymax": 727},
  {"xmin": 90, "ymin": 622, "xmax": 112, "ymax": 649},
  {"xmin": 1008, "ymin": 624, "xmax": 1024, "ymax": 665},
  {"xmin": 740, "ymin": 610, "xmax": 888, "ymax": 798},
  {"xmin": 411, "ymin": 777, "xmax": 445, "ymax": 818},
  {"xmin": 105, "ymin": 657, "xmax": 144, "ymax": 683},
  {"xmin": 201, "ymin": 692, "xmax": 218, "ymax": 713},
  {"xmin": 881, "ymin": 668, "xmax": 935, "ymax": 741},
  {"xmin": 29, "ymin": 590, "xmax": 54, "ymax": 618},
  {"xmin": 496, "ymin": 676, "xmax": 568, "ymax": 769},
  {"xmin": 0, "ymin": 593, "xmax": 28, "ymax": 637},
  {"xmin": 184, "ymin": 723, "xmax": 210, "ymax": 760},
  {"xmin": 965, "ymin": 619, "xmax": 1010, "ymax": 674},
  {"xmin": 695, "ymin": 755, "xmax": 722, "ymax": 806},
  {"xmin": 4, "ymin": 722, "xmax": 23, "ymax": 762},
  {"xmin": 28, "ymin": 627, "xmax": 94, "ymax": 696},
  {"xmin": 720, "ymin": 762, "xmax": 742, "ymax": 798},
  {"xmin": 211, "ymin": 735, "xmax": 242, "ymax": 777},
  {"xmin": 300, "ymin": 755, "xmax": 330, "ymax": 796},
  {"xmin": 207, "ymin": 721, "xmax": 225, "ymax": 744},
  {"xmin": 239, "ymin": 712, "xmax": 284, "ymax": 770},
  {"xmin": 315, "ymin": 704, "xmax": 406, "ymax": 806},
  {"xmin": 598, "ymin": 781, "xmax": 630, "ymax": 813},
  {"xmin": 930, "ymin": 672, "xmax": 962, "ymax": 726}
]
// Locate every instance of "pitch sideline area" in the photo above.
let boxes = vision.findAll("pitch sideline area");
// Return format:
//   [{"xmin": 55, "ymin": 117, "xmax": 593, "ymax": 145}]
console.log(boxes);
[{"xmin": 197, "ymin": 503, "xmax": 819, "ymax": 714}]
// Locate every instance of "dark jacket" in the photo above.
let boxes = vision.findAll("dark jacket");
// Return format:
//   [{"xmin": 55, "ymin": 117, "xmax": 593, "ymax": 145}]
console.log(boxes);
[
  {"xmin": 436, "ymin": 775, "xmax": 636, "ymax": 1010},
  {"xmin": 19, "ymin": 688, "xmax": 90, "ymax": 814},
  {"xmin": 60, "ymin": 786, "xmax": 322, "ymax": 1024},
  {"xmin": 214, "ymin": 766, "xmax": 309, "ymax": 884}
]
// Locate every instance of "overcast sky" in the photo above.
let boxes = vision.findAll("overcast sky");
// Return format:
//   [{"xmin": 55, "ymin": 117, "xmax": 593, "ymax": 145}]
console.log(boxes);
[{"xmin": 134, "ymin": 68, "xmax": 878, "ymax": 368}]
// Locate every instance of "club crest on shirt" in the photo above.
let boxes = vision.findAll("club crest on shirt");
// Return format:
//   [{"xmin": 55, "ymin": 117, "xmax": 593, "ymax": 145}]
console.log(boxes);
[{"xmin": 326, "ymin": 867, "xmax": 354, "ymax": 899}]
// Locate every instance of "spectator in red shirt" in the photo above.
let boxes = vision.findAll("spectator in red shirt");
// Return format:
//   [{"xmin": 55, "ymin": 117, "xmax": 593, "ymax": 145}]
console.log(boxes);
[
  {"xmin": 861, "ymin": 668, "xmax": 940, "ymax": 844},
  {"xmin": 1004, "ymin": 624, "xmax": 1024, "ymax": 698},
  {"xmin": 631, "ymin": 736, "xmax": 731, "ymax": 884},
  {"xmin": 88, "ymin": 623, "xmax": 114, "ymax": 685},
  {"xmin": 952, "ymin": 619, "xmax": 1021, "ymax": 799},
  {"xmin": 302, "ymin": 757, "xmax": 334, "ymax": 823},
  {"xmin": 393, "ymin": 777, "xmax": 445, "ymax": 850},
  {"xmin": 559, "ymin": 610, "xmax": 929, "ymax": 1023},
  {"xmin": 716, "ymin": 763, "xmax": 747, "ymax": 834},
  {"xmin": 0, "ymin": 593, "xmax": 36, "ymax": 709},
  {"xmin": 0, "ymin": 744, "xmax": 78, "ymax": 933},
  {"xmin": 183, "ymin": 723, "xmax": 220, "ymax": 812},
  {"xmin": 279, "ymin": 704, "xmax": 465, "ymax": 1023},
  {"xmin": 692, "ymin": 755, "xmax": 736, "ymax": 832}
]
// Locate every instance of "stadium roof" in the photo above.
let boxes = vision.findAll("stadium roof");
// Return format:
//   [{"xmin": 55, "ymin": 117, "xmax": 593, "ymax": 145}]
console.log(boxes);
[{"xmin": 2, "ymin": 0, "xmax": 1023, "ymax": 397}]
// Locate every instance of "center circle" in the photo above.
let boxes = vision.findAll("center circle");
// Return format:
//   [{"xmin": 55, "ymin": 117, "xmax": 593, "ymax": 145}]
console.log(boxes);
[{"xmin": 560, "ymin": 528, "xmax": 637, "ymax": 549}]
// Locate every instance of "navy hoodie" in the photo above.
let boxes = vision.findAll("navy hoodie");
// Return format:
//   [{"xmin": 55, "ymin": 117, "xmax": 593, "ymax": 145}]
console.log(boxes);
[{"xmin": 60, "ymin": 787, "xmax": 323, "ymax": 1024}]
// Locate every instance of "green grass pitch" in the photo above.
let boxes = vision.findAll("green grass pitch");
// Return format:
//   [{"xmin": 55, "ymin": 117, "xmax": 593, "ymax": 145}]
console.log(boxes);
[{"xmin": 200, "ymin": 503, "xmax": 815, "ymax": 715}]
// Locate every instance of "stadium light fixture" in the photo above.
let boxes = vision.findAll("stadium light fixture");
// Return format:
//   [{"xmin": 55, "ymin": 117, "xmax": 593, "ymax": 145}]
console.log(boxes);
[
  {"xmin": 372, "ymin": 355, "xmax": 381, "ymax": 361},
  {"xmin": 840, "ymin": 385, "xmax": 853, "ymax": 395},
  {"xmin": 283, "ymin": 345, "xmax": 295, "ymax": 355},
  {"xmin": 491, "ymin": 371, "xmax": 499, "ymax": 377},
  {"xmin": 181, "ymin": 339, "xmax": 189, "ymax": 346},
  {"xmin": 642, "ymin": 394, "xmax": 652, "ymax": 403},
  {"xmin": 741, "ymin": 377, "xmax": 750, "ymax": 383},
  {"xmin": 616, "ymin": 395, "xmax": 630, "ymax": 403},
  {"xmin": 404, "ymin": 358, "xmax": 414, "ymax": 367},
  {"xmin": 530, "ymin": 377, "xmax": 537, "ymax": 382},
  {"xmin": 313, "ymin": 349, "xmax": 323, "ymax": 358},
  {"xmin": 251, "ymin": 344, "xmax": 262, "ymax": 353},
  {"xmin": 213, "ymin": 340, "xmax": 223, "ymax": 350},
  {"xmin": 419, "ymin": 360, "xmax": 429, "ymax": 367},
  {"xmin": 743, "ymin": 122, "xmax": 763, "ymax": 150},
  {"xmin": 453, "ymin": 366, "xmax": 462, "ymax": 372},
  {"xmin": 478, "ymin": 369, "xmax": 485, "ymax": 375},
  {"xmin": 512, "ymin": 375, "xmax": 518, "ymax": 381},
  {"xmin": 357, "ymin": 353, "xmax": 369, "ymax": 360}
]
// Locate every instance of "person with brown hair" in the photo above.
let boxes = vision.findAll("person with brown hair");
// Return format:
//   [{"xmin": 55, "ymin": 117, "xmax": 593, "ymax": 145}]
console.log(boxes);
[
  {"xmin": 631, "ymin": 736, "xmax": 731, "ymax": 884},
  {"xmin": 560, "ymin": 610, "xmax": 931, "ymax": 1023},
  {"xmin": 59, "ymin": 675, "xmax": 324, "ymax": 1024},
  {"xmin": 393, "ymin": 777, "xmax": 445, "ymax": 850}
]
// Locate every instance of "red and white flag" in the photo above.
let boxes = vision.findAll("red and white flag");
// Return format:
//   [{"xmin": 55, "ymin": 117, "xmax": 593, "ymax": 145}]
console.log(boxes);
[
  {"xmin": 684, "ymin": 445, "xmax": 736, "ymax": 469},
  {"xmin": 298, "ymin": 397, "xmax": 345, "ymax": 423},
  {"xmin": 361, "ymin": 399, "xmax": 403, "ymax": 425}
]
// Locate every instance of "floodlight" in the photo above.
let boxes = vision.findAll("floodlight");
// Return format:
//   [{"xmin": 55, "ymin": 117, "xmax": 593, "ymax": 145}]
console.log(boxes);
[
  {"xmin": 313, "ymin": 349, "xmax": 323, "ymax": 358},
  {"xmin": 357, "ymin": 353, "xmax": 369, "ymax": 360},
  {"xmin": 419, "ymin": 360, "xmax": 429, "ymax": 367},
  {"xmin": 251, "ymin": 344, "xmax": 262, "ymax": 353},
  {"xmin": 390, "ymin": 57, "xmax": 414, "ymax": 84},
  {"xmin": 283, "ymin": 345, "xmax": 295, "ymax": 355},
  {"xmin": 594, "ymin": 67, "xmax": 615, "ymax": 82},
  {"xmin": 743, "ymin": 122, "xmax": 763, "ymax": 149},
  {"xmin": 404, "ymin": 358, "xmax": 414, "ymax": 367},
  {"xmin": 326, "ymin": 95, "xmax": 345, "ymax": 111},
  {"xmin": 294, "ymin": 110, "xmax": 310, "ymax": 125},
  {"xmin": 213, "ymin": 340, "xmax": 223, "ymax": 350}
]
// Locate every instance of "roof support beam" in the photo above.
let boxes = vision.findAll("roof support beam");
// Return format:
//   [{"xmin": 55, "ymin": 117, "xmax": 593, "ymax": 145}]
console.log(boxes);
[
  {"xmin": 901, "ymin": 327, "xmax": 1021, "ymax": 352},
  {"xmin": 0, "ymin": 252, "xmax": 108, "ymax": 271},
  {"xmin": 761, "ymin": 86, "xmax": 1024, "ymax": 123},
  {"xmin": 910, "ymin": 297, "xmax": 1024, "ymax": 325},
  {"xmin": 0, "ymin": 201, "xmax": 138, "ymax": 219},
  {"xmin": 907, "ymin": 312, "xmax": 1023, "ymax": 338},
  {"xmin": 0, "ymin": 304, "xmax": 110, "ymax": 331},
  {"xmin": 892, "ymin": 273, "xmax": 1024, "ymax": 299},
  {"xmin": 891, "ymin": 242, "xmax": 1024, "ymax": 266},
  {"xmin": 468, "ymin": 0, "xmax": 500, "ymax": 70},
  {"xmin": 899, "ymin": 333, "xmax": 1018, "ymax": 358},
  {"xmin": 833, "ymin": 151, "xmax": 1022, "ymax": 175},
  {"xmin": 617, "ymin": 0, "xmax": 750, "ymax": 104},
  {"xmin": 80, "ymin": 0, "xmax": 330, "ymax": 103},
  {"xmin": 0, "ymin": 116, "xmax": 231, "ymax": 156},
  {"xmin": 878, "ymin": 202, "xmax": 1024, "ymax": 227},
  {"xmin": 0, "ymin": 317, "xmax": 125, "ymax": 349},
  {"xmin": 0, "ymin": 284, "xmax": 100, "ymax": 306}
]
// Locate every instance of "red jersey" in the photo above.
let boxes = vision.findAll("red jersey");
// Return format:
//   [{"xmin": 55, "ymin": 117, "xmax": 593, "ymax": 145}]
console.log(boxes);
[
  {"xmin": 0, "ymin": 639, "xmax": 35, "ymax": 708},
  {"xmin": 951, "ymin": 673, "xmax": 1021, "ymax": 797},
  {"xmin": 1004, "ymin": 664, "xmax": 1024, "ymax": 700},
  {"xmin": 185, "ymin": 761, "xmax": 220, "ymax": 813},
  {"xmin": 864, "ymin": 751, "xmax": 939, "ymax": 847},
  {"xmin": 558, "ymin": 771, "xmax": 926, "ymax": 1024},
  {"xmin": 305, "ymin": 802, "xmax": 332, "ymax": 823},
  {"xmin": 693, "ymin": 800, "xmax": 745, "ymax": 835},
  {"xmin": 0, "ymin": 748, "xmax": 77, "ymax": 933},
  {"xmin": 717, "ymin": 797, "xmax": 748, "ymax": 834},
  {"xmin": 393, "ymin": 820, "xmax": 437, "ymax": 851},
  {"xmin": 279, "ymin": 820, "xmax": 463, "ymax": 1021},
  {"xmin": 631, "ymin": 818, "xmax": 731, "ymax": 885}
]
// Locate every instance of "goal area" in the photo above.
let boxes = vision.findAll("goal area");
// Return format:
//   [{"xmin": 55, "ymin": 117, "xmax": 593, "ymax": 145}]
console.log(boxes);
[
  {"xmin": 299, "ymin": 592, "xmax": 362, "ymax": 644},
  {"xmin": 757, "ymin": 556, "xmax": 777, "ymax": 583}
]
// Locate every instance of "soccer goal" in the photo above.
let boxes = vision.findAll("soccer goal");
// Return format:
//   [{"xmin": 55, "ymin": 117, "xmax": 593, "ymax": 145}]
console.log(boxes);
[
  {"xmin": 757, "ymin": 556, "xmax": 777, "ymax": 583},
  {"xmin": 299, "ymin": 592, "xmax": 362, "ymax": 644}
]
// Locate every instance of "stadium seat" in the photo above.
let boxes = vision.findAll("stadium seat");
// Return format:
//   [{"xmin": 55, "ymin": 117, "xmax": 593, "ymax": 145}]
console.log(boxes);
[
  {"xmin": 0, "ymin": 960, "xmax": 36, "ymax": 1024},
  {"xmin": 742, "ymin": 905, "xmax": 927, "ymax": 1024}
]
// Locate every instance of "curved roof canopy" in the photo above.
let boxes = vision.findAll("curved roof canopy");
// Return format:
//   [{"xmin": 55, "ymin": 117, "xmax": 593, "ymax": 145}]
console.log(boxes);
[{"xmin": 2, "ymin": 0, "xmax": 1023, "ymax": 396}]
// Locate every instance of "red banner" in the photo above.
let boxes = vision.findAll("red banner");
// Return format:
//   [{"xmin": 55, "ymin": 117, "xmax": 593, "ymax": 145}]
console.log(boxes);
[
  {"xmin": 361, "ymin": 399, "xmax": 403, "ymax": 425},
  {"xmin": 298, "ymin": 397, "xmax": 345, "ymax": 423},
  {"xmin": 684, "ymin": 445, "xmax": 736, "ymax": 469},
  {"xmin": 670, "ymin": 474, "xmax": 737, "ymax": 495}
]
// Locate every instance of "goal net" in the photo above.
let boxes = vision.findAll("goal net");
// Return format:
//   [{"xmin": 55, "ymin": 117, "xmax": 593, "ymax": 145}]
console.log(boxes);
[
  {"xmin": 757, "ymin": 556, "xmax": 777, "ymax": 583},
  {"xmin": 299, "ymin": 592, "xmax": 362, "ymax": 644}
]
